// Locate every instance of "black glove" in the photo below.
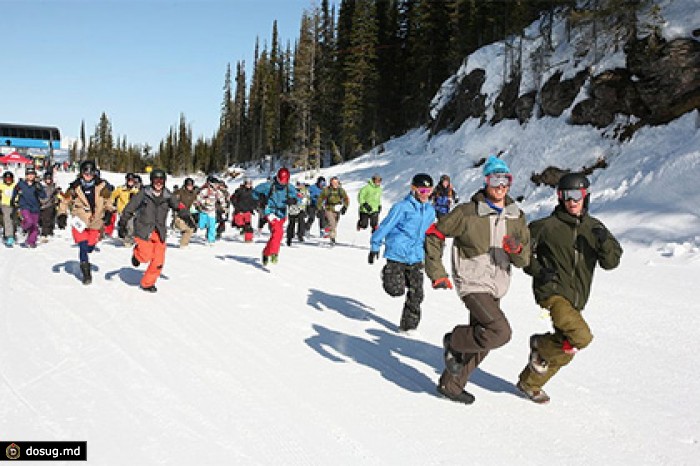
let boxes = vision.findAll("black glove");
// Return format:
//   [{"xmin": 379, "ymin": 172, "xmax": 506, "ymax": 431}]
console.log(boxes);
[
  {"xmin": 592, "ymin": 227, "xmax": 608, "ymax": 245},
  {"xmin": 362, "ymin": 202, "xmax": 371, "ymax": 212},
  {"xmin": 117, "ymin": 223, "xmax": 127, "ymax": 239},
  {"xmin": 378, "ymin": 205, "xmax": 381, "ymax": 213},
  {"xmin": 286, "ymin": 197, "xmax": 297, "ymax": 205},
  {"xmin": 539, "ymin": 267, "xmax": 557, "ymax": 284},
  {"xmin": 102, "ymin": 210, "xmax": 113, "ymax": 224},
  {"xmin": 178, "ymin": 208, "xmax": 190, "ymax": 220},
  {"xmin": 340, "ymin": 205, "xmax": 347, "ymax": 215},
  {"xmin": 368, "ymin": 251, "xmax": 379, "ymax": 264}
]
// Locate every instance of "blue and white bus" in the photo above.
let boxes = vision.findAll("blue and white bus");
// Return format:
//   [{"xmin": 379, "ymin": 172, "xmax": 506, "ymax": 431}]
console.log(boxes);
[{"xmin": 0, "ymin": 122, "xmax": 61, "ymax": 150}]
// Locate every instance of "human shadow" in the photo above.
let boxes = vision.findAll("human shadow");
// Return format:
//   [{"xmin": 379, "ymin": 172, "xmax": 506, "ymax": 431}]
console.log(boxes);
[
  {"xmin": 52, "ymin": 260, "xmax": 99, "ymax": 283},
  {"xmin": 216, "ymin": 254, "xmax": 269, "ymax": 273},
  {"xmin": 305, "ymin": 324, "xmax": 435, "ymax": 394},
  {"xmin": 104, "ymin": 267, "xmax": 143, "ymax": 287},
  {"xmin": 307, "ymin": 288, "xmax": 395, "ymax": 331}
]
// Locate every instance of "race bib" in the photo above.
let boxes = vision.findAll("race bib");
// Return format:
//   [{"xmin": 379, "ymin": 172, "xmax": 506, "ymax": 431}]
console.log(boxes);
[{"xmin": 70, "ymin": 216, "xmax": 87, "ymax": 232}]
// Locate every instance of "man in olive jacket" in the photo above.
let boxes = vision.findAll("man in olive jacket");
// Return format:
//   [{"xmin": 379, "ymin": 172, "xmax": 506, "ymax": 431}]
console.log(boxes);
[
  {"xmin": 517, "ymin": 173, "xmax": 623, "ymax": 404},
  {"xmin": 425, "ymin": 156, "xmax": 530, "ymax": 405}
]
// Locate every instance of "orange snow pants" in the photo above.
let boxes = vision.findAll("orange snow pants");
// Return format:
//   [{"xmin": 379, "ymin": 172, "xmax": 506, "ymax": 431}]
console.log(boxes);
[{"xmin": 134, "ymin": 230, "xmax": 167, "ymax": 288}]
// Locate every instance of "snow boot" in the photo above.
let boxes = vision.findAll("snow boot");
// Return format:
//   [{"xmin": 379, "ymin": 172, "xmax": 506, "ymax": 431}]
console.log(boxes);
[
  {"xmin": 270, "ymin": 254, "xmax": 278, "ymax": 264},
  {"xmin": 131, "ymin": 253, "xmax": 140, "ymax": 267},
  {"xmin": 516, "ymin": 381, "xmax": 550, "ymax": 404},
  {"xmin": 443, "ymin": 333, "xmax": 465, "ymax": 376},
  {"xmin": 437, "ymin": 384, "xmax": 475, "ymax": 405},
  {"xmin": 528, "ymin": 335, "xmax": 549, "ymax": 374},
  {"xmin": 141, "ymin": 285, "xmax": 157, "ymax": 293},
  {"xmin": 262, "ymin": 254, "xmax": 269, "ymax": 266},
  {"xmin": 80, "ymin": 261, "xmax": 92, "ymax": 285}
]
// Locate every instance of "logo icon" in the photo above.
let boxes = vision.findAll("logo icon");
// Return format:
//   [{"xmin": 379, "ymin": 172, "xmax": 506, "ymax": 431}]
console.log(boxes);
[{"xmin": 6, "ymin": 442, "xmax": 20, "ymax": 460}]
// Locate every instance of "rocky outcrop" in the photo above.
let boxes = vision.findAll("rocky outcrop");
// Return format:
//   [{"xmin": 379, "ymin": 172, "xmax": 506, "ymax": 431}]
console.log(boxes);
[
  {"xmin": 540, "ymin": 70, "xmax": 589, "ymax": 117},
  {"xmin": 430, "ymin": 69, "xmax": 486, "ymax": 135}
]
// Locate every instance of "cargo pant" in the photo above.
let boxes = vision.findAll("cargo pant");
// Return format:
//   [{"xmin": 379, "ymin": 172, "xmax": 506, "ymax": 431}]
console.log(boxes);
[
  {"xmin": 439, "ymin": 293, "xmax": 512, "ymax": 396},
  {"xmin": 518, "ymin": 295, "xmax": 594, "ymax": 391},
  {"xmin": 381, "ymin": 260, "xmax": 424, "ymax": 331},
  {"xmin": 134, "ymin": 230, "xmax": 167, "ymax": 288}
]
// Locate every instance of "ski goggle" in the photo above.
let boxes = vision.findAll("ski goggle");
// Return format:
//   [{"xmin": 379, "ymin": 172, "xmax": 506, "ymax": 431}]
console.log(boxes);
[
  {"xmin": 558, "ymin": 188, "xmax": 587, "ymax": 202},
  {"xmin": 485, "ymin": 173, "xmax": 512, "ymax": 187},
  {"xmin": 415, "ymin": 187, "xmax": 433, "ymax": 195}
]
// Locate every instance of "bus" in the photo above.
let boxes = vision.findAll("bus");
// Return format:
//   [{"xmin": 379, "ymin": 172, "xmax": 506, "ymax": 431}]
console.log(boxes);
[{"xmin": 0, "ymin": 123, "xmax": 61, "ymax": 151}]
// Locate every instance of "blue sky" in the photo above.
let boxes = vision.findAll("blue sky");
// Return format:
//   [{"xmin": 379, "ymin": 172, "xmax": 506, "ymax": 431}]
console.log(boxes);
[{"xmin": 2, "ymin": 0, "xmax": 319, "ymax": 149}]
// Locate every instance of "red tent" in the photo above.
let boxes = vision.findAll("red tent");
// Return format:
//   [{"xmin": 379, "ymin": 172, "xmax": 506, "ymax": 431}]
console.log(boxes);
[{"xmin": 0, "ymin": 151, "xmax": 32, "ymax": 165}]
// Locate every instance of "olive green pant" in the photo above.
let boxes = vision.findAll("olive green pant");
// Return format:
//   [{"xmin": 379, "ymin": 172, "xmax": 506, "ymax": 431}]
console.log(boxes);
[{"xmin": 518, "ymin": 295, "xmax": 593, "ymax": 390}]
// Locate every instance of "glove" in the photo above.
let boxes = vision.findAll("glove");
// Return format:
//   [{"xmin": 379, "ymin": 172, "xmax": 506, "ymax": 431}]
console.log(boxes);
[
  {"xmin": 117, "ymin": 224, "xmax": 127, "ymax": 239},
  {"xmin": 539, "ymin": 267, "xmax": 557, "ymax": 284},
  {"xmin": 368, "ymin": 251, "xmax": 379, "ymax": 264},
  {"xmin": 178, "ymin": 208, "xmax": 191, "ymax": 220},
  {"xmin": 502, "ymin": 235, "xmax": 522, "ymax": 254},
  {"xmin": 592, "ymin": 226, "xmax": 608, "ymax": 245},
  {"xmin": 340, "ymin": 205, "xmax": 347, "ymax": 215},
  {"xmin": 378, "ymin": 205, "xmax": 382, "ymax": 213},
  {"xmin": 286, "ymin": 197, "xmax": 297, "ymax": 206},
  {"xmin": 102, "ymin": 210, "xmax": 113, "ymax": 225},
  {"xmin": 362, "ymin": 202, "xmax": 371, "ymax": 212},
  {"xmin": 432, "ymin": 277, "xmax": 453, "ymax": 289},
  {"xmin": 562, "ymin": 339, "xmax": 579, "ymax": 355}
]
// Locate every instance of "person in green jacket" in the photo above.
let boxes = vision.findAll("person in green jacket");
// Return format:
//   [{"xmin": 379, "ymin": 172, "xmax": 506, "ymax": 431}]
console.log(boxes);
[
  {"xmin": 516, "ymin": 173, "xmax": 623, "ymax": 404},
  {"xmin": 357, "ymin": 174, "xmax": 383, "ymax": 232}
]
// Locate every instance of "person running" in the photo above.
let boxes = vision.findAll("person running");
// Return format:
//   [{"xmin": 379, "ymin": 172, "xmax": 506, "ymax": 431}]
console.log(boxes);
[
  {"xmin": 11, "ymin": 166, "xmax": 46, "ymax": 248},
  {"xmin": 67, "ymin": 160, "xmax": 114, "ymax": 284},
  {"xmin": 172, "ymin": 177, "xmax": 198, "ymax": 248},
  {"xmin": 0, "ymin": 171, "xmax": 18, "ymax": 246},
  {"xmin": 230, "ymin": 178, "xmax": 257, "ymax": 243},
  {"xmin": 425, "ymin": 156, "xmax": 530, "ymax": 405},
  {"xmin": 357, "ymin": 174, "xmax": 383, "ymax": 232},
  {"xmin": 118, "ymin": 169, "xmax": 185, "ymax": 293},
  {"xmin": 195, "ymin": 176, "xmax": 227, "ymax": 246},
  {"xmin": 252, "ymin": 167, "xmax": 298, "ymax": 265},
  {"xmin": 215, "ymin": 179, "xmax": 230, "ymax": 240},
  {"xmin": 286, "ymin": 180, "xmax": 309, "ymax": 246},
  {"xmin": 305, "ymin": 176, "xmax": 327, "ymax": 236},
  {"xmin": 39, "ymin": 172, "xmax": 59, "ymax": 241},
  {"xmin": 431, "ymin": 174, "xmax": 459, "ymax": 219},
  {"xmin": 516, "ymin": 173, "xmax": 623, "ymax": 404},
  {"xmin": 318, "ymin": 176, "xmax": 349, "ymax": 245},
  {"xmin": 110, "ymin": 173, "xmax": 141, "ymax": 245},
  {"xmin": 368, "ymin": 173, "xmax": 436, "ymax": 332}
]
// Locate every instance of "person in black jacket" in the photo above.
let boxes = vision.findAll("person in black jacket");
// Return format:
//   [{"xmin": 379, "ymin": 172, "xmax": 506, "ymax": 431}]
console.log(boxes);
[
  {"xmin": 230, "ymin": 178, "xmax": 257, "ymax": 242},
  {"xmin": 118, "ymin": 168, "xmax": 184, "ymax": 293}
]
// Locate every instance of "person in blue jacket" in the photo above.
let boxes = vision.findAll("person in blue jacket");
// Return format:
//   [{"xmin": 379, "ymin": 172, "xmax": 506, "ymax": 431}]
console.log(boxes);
[
  {"xmin": 305, "ymin": 176, "xmax": 327, "ymax": 236},
  {"xmin": 368, "ymin": 173, "xmax": 436, "ymax": 331},
  {"xmin": 252, "ymin": 167, "xmax": 298, "ymax": 265},
  {"xmin": 11, "ymin": 167, "xmax": 46, "ymax": 248}
]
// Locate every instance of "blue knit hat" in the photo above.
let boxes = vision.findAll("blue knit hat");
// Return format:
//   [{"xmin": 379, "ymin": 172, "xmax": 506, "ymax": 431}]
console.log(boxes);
[{"xmin": 482, "ymin": 155, "xmax": 510, "ymax": 176}]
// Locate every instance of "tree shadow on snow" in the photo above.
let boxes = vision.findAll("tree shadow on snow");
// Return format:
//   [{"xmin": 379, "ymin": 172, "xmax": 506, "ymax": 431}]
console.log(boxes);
[
  {"xmin": 305, "ymin": 324, "xmax": 436, "ymax": 394},
  {"xmin": 307, "ymin": 288, "xmax": 395, "ymax": 331},
  {"xmin": 52, "ymin": 260, "xmax": 99, "ymax": 283}
]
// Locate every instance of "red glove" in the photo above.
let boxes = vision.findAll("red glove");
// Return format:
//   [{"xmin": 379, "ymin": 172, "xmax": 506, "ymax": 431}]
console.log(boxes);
[
  {"xmin": 502, "ymin": 235, "xmax": 522, "ymax": 254},
  {"xmin": 432, "ymin": 277, "xmax": 453, "ymax": 289},
  {"xmin": 562, "ymin": 339, "xmax": 579, "ymax": 355}
]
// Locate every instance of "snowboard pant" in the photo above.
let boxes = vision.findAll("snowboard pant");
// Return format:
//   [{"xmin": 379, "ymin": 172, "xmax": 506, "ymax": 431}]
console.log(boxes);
[
  {"xmin": 1, "ymin": 205, "xmax": 15, "ymax": 239},
  {"xmin": 134, "ymin": 230, "xmax": 167, "ymax": 288},
  {"xmin": 439, "ymin": 293, "xmax": 512, "ymax": 396},
  {"xmin": 20, "ymin": 209, "xmax": 40, "ymax": 246},
  {"xmin": 518, "ymin": 295, "xmax": 593, "ymax": 391},
  {"xmin": 198, "ymin": 212, "xmax": 218, "ymax": 243},
  {"xmin": 324, "ymin": 210, "xmax": 340, "ymax": 240},
  {"xmin": 39, "ymin": 206, "xmax": 56, "ymax": 236},
  {"xmin": 286, "ymin": 213, "xmax": 306, "ymax": 244},
  {"xmin": 305, "ymin": 205, "xmax": 326, "ymax": 235},
  {"xmin": 173, "ymin": 217, "xmax": 195, "ymax": 247},
  {"xmin": 357, "ymin": 211, "xmax": 379, "ymax": 231},
  {"xmin": 233, "ymin": 211, "xmax": 254, "ymax": 242},
  {"xmin": 381, "ymin": 260, "xmax": 424, "ymax": 330},
  {"xmin": 263, "ymin": 216, "xmax": 285, "ymax": 257},
  {"xmin": 73, "ymin": 228, "xmax": 100, "ymax": 263}
]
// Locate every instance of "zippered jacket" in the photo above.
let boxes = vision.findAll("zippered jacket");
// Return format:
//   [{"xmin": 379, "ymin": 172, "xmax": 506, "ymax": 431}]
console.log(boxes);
[
  {"xmin": 525, "ymin": 205, "xmax": 623, "ymax": 310},
  {"xmin": 358, "ymin": 180, "xmax": 382, "ymax": 214}
]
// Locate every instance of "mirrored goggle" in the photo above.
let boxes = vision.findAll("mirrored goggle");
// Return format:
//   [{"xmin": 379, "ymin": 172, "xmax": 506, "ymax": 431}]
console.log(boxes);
[
  {"xmin": 485, "ymin": 173, "xmax": 512, "ymax": 187},
  {"xmin": 415, "ymin": 187, "xmax": 433, "ymax": 195},
  {"xmin": 559, "ymin": 188, "xmax": 587, "ymax": 202}
]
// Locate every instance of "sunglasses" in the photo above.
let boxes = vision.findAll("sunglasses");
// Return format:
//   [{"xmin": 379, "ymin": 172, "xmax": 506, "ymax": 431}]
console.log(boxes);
[
  {"xmin": 415, "ymin": 187, "xmax": 433, "ymax": 195},
  {"xmin": 485, "ymin": 173, "xmax": 513, "ymax": 187},
  {"xmin": 559, "ymin": 188, "xmax": 587, "ymax": 202}
]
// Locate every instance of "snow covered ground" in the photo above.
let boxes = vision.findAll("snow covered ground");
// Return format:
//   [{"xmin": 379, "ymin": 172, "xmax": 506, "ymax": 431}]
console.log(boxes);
[{"xmin": 2, "ymin": 108, "xmax": 699, "ymax": 465}]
